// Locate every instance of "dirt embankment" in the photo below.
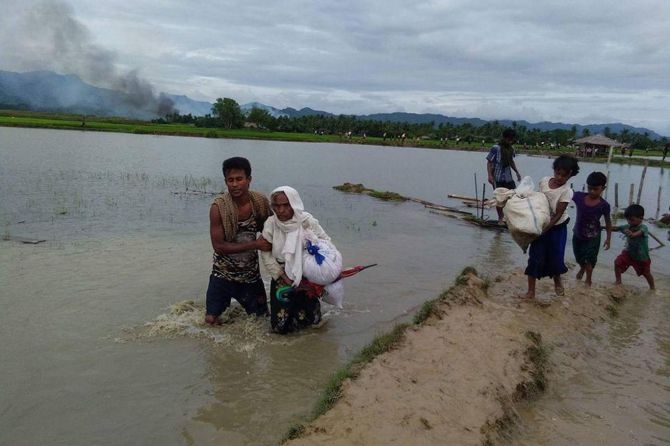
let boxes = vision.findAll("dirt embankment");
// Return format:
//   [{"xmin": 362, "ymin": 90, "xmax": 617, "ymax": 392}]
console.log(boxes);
[{"xmin": 283, "ymin": 268, "xmax": 632, "ymax": 446}]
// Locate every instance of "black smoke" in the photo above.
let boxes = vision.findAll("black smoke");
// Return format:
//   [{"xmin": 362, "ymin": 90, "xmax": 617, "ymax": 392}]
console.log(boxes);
[{"xmin": 1, "ymin": 0, "xmax": 174, "ymax": 117}]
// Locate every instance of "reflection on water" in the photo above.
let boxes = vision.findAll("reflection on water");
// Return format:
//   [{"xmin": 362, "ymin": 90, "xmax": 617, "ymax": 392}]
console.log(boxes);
[{"xmin": 1, "ymin": 127, "xmax": 669, "ymax": 445}]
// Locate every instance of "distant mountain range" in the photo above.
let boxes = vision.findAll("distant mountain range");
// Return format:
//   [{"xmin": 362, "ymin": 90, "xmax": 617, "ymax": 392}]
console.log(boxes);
[{"xmin": 0, "ymin": 70, "xmax": 664, "ymax": 139}]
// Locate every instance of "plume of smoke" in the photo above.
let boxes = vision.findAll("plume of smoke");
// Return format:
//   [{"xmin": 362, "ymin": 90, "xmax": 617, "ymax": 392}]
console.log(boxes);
[{"xmin": 0, "ymin": 0, "xmax": 174, "ymax": 117}]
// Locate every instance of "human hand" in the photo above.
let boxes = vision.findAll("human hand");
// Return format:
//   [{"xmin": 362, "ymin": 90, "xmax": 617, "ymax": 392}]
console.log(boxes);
[
  {"xmin": 603, "ymin": 239, "xmax": 610, "ymax": 250},
  {"xmin": 256, "ymin": 236, "xmax": 272, "ymax": 252},
  {"xmin": 487, "ymin": 175, "xmax": 494, "ymax": 186},
  {"xmin": 516, "ymin": 172, "xmax": 522, "ymax": 182},
  {"xmin": 661, "ymin": 213, "xmax": 670, "ymax": 224},
  {"xmin": 278, "ymin": 272, "xmax": 292, "ymax": 286}
]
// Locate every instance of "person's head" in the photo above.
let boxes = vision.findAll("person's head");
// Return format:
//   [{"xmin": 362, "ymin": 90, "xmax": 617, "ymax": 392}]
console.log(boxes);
[
  {"xmin": 222, "ymin": 157, "xmax": 252, "ymax": 198},
  {"xmin": 585, "ymin": 171, "xmax": 607, "ymax": 198},
  {"xmin": 551, "ymin": 155, "xmax": 580, "ymax": 186},
  {"xmin": 270, "ymin": 186, "xmax": 304, "ymax": 222},
  {"xmin": 624, "ymin": 204, "xmax": 645, "ymax": 226},
  {"xmin": 501, "ymin": 128, "xmax": 516, "ymax": 143}
]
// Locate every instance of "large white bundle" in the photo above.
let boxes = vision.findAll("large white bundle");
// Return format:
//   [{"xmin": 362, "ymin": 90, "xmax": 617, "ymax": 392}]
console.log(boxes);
[
  {"xmin": 302, "ymin": 238, "xmax": 343, "ymax": 285},
  {"xmin": 503, "ymin": 191, "xmax": 551, "ymax": 253}
]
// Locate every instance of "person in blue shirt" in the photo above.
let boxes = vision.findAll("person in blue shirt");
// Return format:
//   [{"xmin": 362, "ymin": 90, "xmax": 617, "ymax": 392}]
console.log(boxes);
[{"xmin": 486, "ymin": 128, "xmax": 522, "ymax": 224}]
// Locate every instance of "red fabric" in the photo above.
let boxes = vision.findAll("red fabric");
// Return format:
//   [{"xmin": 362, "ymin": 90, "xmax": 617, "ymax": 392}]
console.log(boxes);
[{"xmin": 615, "ymin": 251, "xmax": 651, "ymax": 276}]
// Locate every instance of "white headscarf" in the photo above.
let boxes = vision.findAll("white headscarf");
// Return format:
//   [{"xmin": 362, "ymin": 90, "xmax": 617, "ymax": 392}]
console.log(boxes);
[{"xmin": 269, "ymin": 186, "xmax": 312, "ymax": 286}]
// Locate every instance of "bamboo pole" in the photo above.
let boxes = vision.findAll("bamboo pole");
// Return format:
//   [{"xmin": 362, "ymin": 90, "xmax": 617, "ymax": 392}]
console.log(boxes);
[
  {"xmin": 649, "ymin": 231, "xmax": 666, "ymax": 250},
  {"xmin": 474, "ymin": 173, "xmax": 479, "ymax": 220},
  {"xmin": 613, "ymin": 182, "xmax": 619, "ymax": 220},
  {"xmin": 605, "ymin": 145, "xmax": 614, "ymax": 199},
  {"xmin": 636, "ymin": 161, "xmax": 648, "ymax": 204},
  {"xmin": 629, "ymin": 183, "xmax": 634, "ymax": 206},
  {"xmin": 656, "ymin": 185, "xmax": 662, "ymax": 220},
  {"xmin": 614, "ymin": 183, "xmax": 619, "ymax": 208},
  {"xmin": 481, "ymin": 183, "xmax": 486, "ymax": 220}
]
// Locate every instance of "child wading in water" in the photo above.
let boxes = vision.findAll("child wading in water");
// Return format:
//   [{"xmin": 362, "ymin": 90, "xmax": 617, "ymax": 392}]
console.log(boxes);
[
  {"xmin": 572, "ymin": 171, "xmax": 612, "ymax": 286},
  {"xmin": 613, "ymin": 204, "xmax": 655, "ymax": 290},
  {"xmin": 523, "ymin": 155, "xmax": 580, "ymax": 301}
]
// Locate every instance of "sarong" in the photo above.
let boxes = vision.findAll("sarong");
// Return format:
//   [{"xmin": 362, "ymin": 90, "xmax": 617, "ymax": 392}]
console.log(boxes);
[
  {"xmin": 572, "ymin": 233, "xmax": 601, "ymax": 267},
  {"xmin": 525, "ymin": 219, "xmax": 569, "ymax": 279}
]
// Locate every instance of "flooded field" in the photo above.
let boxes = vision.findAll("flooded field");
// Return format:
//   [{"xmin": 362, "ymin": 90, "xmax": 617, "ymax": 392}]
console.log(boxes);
[{"xmin": 1, "ymin": 127, "xmax": 668, "ymax": 445}]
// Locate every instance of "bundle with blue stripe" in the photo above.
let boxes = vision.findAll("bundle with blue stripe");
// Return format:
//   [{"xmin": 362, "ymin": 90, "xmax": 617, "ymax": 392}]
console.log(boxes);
[{"xmin": 302, "ymin": 237, "xmax": 343, "ymax": 285}]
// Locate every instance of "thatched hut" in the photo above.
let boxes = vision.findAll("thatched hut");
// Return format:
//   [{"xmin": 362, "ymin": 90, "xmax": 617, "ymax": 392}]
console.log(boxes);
[{"xmin": 574, "ymin": 134, "xmax": 622, "ymax": 158}]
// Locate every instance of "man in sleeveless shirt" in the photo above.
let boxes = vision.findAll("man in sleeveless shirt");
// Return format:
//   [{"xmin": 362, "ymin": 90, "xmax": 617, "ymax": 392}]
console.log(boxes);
[{"xmin": 205, "ymin": 157, "xmax": 272, "ymax": 325}]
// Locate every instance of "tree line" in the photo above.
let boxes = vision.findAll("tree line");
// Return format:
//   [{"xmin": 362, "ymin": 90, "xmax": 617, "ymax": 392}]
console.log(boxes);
[{"xmin": 154, "ymin": 97, "xmax": 667, "ymax": 150}]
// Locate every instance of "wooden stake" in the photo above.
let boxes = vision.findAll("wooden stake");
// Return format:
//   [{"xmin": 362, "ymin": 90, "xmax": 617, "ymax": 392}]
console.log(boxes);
[
  {"xmin": 636, "ymin": 160, "xmax": 648, "ymax": 204},
  {"xmin": 474, "ymin": 173, "xmax": 479, "ymax": 220},
  {"xmin": 605, "ymin": 145, "xmax": 614, "ymax": 199},
  {"xmin": 629, "ymin": 183, "xmax": 634, "ymax": 207},
  {"xmin": 614, "ymin": 183, "xmax": 619, "ymax": 208},
  {"xmin": 649, "ymin": 230, "xmax": 666, "ymax": 250},
  {"xmin": 656, "ymin": 185, "xmax": 662, "ymax": 220},
  {"xmin": 613, "ymin": 182, "xmax": 619, "ymax": 221}
]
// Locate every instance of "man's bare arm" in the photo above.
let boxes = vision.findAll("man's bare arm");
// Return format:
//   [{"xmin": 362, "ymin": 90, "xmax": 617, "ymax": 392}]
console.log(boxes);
[{"xmin": 209, "ymin": 204, "xmax": 270, "ymax": 255}]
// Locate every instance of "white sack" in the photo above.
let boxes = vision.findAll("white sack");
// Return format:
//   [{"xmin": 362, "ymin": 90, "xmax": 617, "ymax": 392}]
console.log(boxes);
[
  {"xmin": 503, "ymin": 191, "xmax": 551, "ymax": 253},
  {"xmin": 302, "ymin": 238, "xmax": 343, "ymax": 285},
  {"xmin": 322, "ymin": 280, "xmax": 344, "ymax": 309}
]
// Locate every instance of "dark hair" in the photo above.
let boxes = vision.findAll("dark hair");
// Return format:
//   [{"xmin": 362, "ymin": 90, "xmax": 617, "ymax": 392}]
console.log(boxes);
[
  {"xmin": 624, "ymin": 204, "xmax": 644, "ymax": 219},
  {"xmin": 222, "ymin": 157, "xmax": 251, "ymax": 177},
  {"xmin": 552, "ymin": 155, "xmax": 580, "ymax": 177},
  {"xmin": 502, "ymin": 128, "xmax": 516, "ymax": 140},
  {"xmin": 586, "ymin": 171, "xmax": 607, "ymax": 187}
]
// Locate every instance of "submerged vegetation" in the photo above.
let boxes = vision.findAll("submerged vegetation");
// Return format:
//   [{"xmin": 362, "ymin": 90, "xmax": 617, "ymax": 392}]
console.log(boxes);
[{"xmin": 333, "ymin": 183, "xmax": 408, "ymax": 202}]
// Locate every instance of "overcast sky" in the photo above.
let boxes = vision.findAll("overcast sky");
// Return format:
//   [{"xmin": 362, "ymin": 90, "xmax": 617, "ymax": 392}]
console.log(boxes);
[{"xmin": 1, "ymin": 0, "xmax": 669, "ymax": 135}]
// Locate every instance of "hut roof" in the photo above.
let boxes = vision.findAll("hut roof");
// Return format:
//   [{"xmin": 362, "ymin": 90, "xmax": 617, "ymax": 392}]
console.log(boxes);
[{"xmin": 574, "ymin": 134, "xmax": 622, "ymax": 147}]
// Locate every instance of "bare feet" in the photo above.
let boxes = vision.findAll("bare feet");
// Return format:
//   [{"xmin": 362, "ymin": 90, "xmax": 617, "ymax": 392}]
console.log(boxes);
[
  {"xmin": 518, "ymin": 293, "xmax": 535, "ymax": 300},
  {"xmin": 584, "ymin": 280, "xmax": 592, "ymax": 287},
  {"xmin": 576, "ymin": 269, "xmax": 584, "ymax": 280},
  {"xmin": 205, "ymin": 314, "xmax": 221, "ymax": 325},
  {"xmin": 555, "ymin": 286, "xmax": 565, "ymax": 296}
]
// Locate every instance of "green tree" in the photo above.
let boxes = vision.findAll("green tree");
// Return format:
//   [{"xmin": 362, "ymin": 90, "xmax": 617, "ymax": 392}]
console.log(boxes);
[
  {"xmin": 211, "ymin": 97, "xmax": 243, "ymax": 129},
  {"xmin": 246, "ymin": 107, "xmax": 276, "ymax": 129}
]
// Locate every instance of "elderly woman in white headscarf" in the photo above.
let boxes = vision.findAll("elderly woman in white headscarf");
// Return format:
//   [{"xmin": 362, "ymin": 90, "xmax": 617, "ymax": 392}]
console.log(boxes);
[{"xmin": 261, "ymin": 186, "xmax": 331, "ymax": 333}]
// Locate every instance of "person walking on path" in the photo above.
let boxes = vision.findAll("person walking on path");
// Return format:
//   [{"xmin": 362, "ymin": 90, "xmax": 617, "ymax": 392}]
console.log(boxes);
[
  {"xmin": 613, "ymin": 204, "xmax": 655, "ymax": 290},
  {"xmin": 487, "ymin": 128, "xmax": 522, "ymax": 225},
  {"xmin": 571, "ymin": 171, "xmax": 612, "ymax": 287},
  {"xmin": 205, "ymin": 156, "xmax": 272, "ymax": 325},
  {"xmin": 522, "ymin": 155, "xmax": 579, "ymax": 301}
]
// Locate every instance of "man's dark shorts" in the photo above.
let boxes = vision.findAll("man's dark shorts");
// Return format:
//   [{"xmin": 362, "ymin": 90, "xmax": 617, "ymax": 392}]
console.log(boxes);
[
  {"xmin": 206, "ymin": 275, "xmax": 268, "ymax": 317},
  {"xmin": 494, "ymin": 180, "xmax": 516, "ymax": 190}
]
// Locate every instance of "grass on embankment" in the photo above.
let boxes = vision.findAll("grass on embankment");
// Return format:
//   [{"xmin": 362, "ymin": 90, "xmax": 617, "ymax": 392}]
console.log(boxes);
[{"xmin": 280, "ymin": 266, "xmax": 488, "ymax": 443}]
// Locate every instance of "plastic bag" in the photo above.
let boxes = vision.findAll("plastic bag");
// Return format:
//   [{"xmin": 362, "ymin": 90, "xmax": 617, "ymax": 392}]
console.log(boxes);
[
  {"xmin": 488, "ymin": 176, "xmax": 535, "ymax": 208},
  {"xmin": 514, "ymin": 176, "xmax": 535, "ymax": 197},
  {"xmin": 322, "ymin": 280, "xmax": 344, "ymax": 309},
  {"xmin": 302, "ymin": 238, "xmax": 343, "ymax": 285},
  {"xmin": 503, "ymin": 178, "xmax": 551, "ymax": 253}
]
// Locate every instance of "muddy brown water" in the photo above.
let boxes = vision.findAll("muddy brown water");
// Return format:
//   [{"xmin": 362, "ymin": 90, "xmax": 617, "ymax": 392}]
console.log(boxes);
[{"xmin": 1, "ymin": 127, "xmax": 668, "ymax": 445}]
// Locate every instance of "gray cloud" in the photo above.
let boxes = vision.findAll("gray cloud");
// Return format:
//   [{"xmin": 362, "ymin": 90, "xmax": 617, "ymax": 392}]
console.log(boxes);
[{"xmin": 1, "ymin": 0, "xmax": 668, "ymax": 134}]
